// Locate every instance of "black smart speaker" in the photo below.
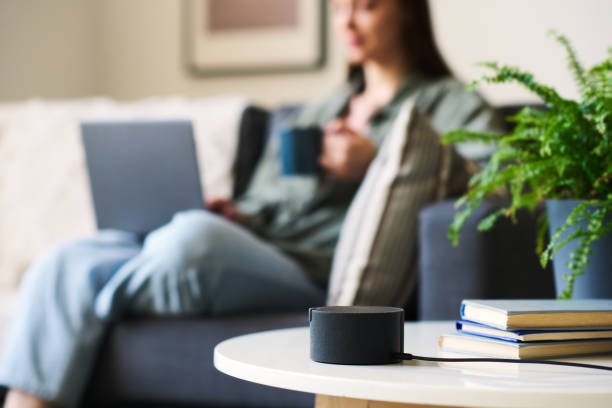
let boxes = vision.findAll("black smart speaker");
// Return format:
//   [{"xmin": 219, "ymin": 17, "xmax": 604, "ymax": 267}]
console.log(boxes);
[{"xmin": 309, "ymin": 306, "xmax": 404, "ymax": 365}]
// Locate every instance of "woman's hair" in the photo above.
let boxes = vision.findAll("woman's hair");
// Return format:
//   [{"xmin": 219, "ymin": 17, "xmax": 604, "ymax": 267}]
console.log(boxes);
[{"xmin": 348, "ymin": 0, "xmax": 451, "ymax": 81}]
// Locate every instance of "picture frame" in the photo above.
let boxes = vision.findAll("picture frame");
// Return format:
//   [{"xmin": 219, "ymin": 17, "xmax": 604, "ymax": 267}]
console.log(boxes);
[{"xmin": 184, "ymin": 0, "xmax": 326, "ymax": 76}]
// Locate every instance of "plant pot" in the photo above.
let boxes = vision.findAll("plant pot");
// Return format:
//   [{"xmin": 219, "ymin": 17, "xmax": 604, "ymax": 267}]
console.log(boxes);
[{"xmin": 546, "ymin": 199, "xmax": 612, "ymax": 298}]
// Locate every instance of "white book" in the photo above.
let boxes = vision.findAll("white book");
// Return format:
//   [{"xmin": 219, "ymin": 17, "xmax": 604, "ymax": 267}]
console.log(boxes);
[
  {"xmin": 460, "ymin": 299, "xmax": 612, "ymax": 330},
  {"xmin": 439, "ymin": 333, "xmax": 612, "ymax": 359}
]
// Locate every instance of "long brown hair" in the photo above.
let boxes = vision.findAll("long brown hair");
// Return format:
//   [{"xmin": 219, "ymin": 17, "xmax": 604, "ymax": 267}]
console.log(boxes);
[{"xmin": 348, "ymin": 0, "xmax": 451, "ymax": 81}]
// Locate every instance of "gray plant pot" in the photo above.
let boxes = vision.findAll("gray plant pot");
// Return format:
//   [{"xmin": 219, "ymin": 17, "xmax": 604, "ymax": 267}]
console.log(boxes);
[{"xmin": 546, "ymin": 199, "xmax": 612, "ymax": 298}]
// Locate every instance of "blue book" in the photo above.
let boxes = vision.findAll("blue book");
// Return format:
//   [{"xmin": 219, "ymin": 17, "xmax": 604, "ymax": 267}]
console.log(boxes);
[
  {"xmin": 456, "ymin": 320, "xmax": 612, "ymax": 343},
  {"xmin": 460, "ymin": 299, "xmax": 612, "ymax": 330}
]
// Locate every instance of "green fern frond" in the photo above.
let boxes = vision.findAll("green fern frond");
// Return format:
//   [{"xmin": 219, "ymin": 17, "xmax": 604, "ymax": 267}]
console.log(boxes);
[
  {"xmin": 548, "ymin": 30, "xmax": 590, "ymax": 96},
  {"xmin": 441, "ymin": 129, "xmax": 500, "ymax": 144}
]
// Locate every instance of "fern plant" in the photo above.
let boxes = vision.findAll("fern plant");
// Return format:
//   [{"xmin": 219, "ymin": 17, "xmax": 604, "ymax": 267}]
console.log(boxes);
[{"xmin": 442, "ymin": 32, "xmax": 612, "ymax": 299}]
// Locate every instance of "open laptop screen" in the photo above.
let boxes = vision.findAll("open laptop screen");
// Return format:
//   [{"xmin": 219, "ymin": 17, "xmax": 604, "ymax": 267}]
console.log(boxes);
[{"xmin": 81, "ymin": 120, "xmax": 204, "ymax": 236}]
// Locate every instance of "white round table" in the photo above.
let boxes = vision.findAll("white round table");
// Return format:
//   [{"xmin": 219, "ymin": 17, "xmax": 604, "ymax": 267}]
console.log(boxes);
[{"xmin": 214, "ymin": 321, "xmax": 612, "ymax": 408}]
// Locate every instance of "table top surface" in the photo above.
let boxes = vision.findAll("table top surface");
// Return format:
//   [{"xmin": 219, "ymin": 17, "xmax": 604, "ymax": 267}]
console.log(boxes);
[{"xmin": 214, "ymin": 321, "xmax": 612, "ymax": 408}]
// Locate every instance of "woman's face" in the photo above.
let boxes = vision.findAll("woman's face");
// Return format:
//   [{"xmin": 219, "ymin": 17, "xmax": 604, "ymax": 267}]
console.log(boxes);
[{"xmin": 331, "ymin": 0, "xmax": 407, "ymax": 65}]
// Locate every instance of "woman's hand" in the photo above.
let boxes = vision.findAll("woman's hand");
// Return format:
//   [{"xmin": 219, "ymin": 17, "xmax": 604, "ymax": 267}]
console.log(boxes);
[
  {"xmin": 206, "ymin": 198, "xmax": 243, "ymax": 223},
  {"xmin": 319, "ymin": 119, "xmax": 377, "ymax": 181}
]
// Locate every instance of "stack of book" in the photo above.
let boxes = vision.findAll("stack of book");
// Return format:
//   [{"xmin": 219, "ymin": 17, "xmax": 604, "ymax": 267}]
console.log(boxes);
[{"xmin": 438, "ymin": 299, "xmax": 612, "ymax": 359}]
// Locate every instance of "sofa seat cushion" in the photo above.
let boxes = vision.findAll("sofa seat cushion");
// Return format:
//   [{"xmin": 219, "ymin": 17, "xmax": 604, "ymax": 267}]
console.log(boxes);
[{"xmin": 85, "ymin": 312, "xmax": 313, "ymax": 407}]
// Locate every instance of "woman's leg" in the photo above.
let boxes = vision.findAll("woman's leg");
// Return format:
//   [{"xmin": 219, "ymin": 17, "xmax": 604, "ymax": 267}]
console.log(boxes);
[
  {"xmin": 96, "ymin": 210, "xmax": 325, "ymax": 320},
  {"xmin": 0, "ymin": 231, "xmax": 141, "ymax": 408},
  {"xmin": 1, "ymin": 211, "xmax": 324, "ymax": 407}
]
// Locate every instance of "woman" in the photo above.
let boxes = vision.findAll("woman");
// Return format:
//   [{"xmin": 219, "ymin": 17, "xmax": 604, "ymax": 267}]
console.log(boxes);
[{"xmin": 0, "ymin": 1, "xmax": 501, "ymax": 407}]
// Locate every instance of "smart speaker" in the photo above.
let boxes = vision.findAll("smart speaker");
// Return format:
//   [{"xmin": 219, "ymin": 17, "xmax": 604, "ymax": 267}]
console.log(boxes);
[{"xmin": 309, "ymin": 306, "xmax": 404, "ymax": 365}]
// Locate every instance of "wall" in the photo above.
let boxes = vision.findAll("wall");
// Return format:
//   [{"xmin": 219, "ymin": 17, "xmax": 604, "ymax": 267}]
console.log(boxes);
[
  {"xmin": 430, "ymin": 0, "xmax": 612, "ymax": 105},
  {"xmin": 0, "ymin": 0, "xmax": 611, "ymax": 106},
  {"xmin": 0, "ymin": 0, "xmax": 99, "ymax": 100},
  {"xmin": 95, "ymin": 0, "xmax": 345, "ymax": 107}
]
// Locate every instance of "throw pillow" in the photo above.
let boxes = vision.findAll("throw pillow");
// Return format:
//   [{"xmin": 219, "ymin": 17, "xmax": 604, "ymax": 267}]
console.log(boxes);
[{"xmin": 327, "ymin": 101, "xmax": 476, "ymax": 306}]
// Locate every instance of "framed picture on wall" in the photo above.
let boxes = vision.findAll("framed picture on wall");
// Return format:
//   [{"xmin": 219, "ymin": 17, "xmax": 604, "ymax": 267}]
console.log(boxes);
[{"xmin": 184, "ymin": 0, "xmax": 326, "ymax": 75}]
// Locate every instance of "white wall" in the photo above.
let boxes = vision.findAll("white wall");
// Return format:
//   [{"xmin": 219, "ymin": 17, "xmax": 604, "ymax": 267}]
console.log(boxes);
[
  {"xmin": 430, "ymin": 0, "xmax": 612, "ymax": 104},
  {"xmin": 0, "ymin": 0, "xmax": 99, "ymax": 100},
  {"xmin": 0, "ymin": 0, "xmax": 610, "ymax": 106},
  {"xmin": 95, "ymin": 0, "xmax": 345, "ymax": 107}
]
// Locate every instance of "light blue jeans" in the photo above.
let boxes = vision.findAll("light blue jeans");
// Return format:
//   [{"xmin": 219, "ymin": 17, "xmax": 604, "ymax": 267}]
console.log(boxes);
[{"xmin": 0, "ymin": 210, "xmax": 325, "ymax": 407}]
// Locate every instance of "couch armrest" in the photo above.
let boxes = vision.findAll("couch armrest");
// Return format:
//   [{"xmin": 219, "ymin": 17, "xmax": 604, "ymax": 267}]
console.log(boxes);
[{"xmin": 417, "ymin": 199, "xmax": 554, "ymax": 320}]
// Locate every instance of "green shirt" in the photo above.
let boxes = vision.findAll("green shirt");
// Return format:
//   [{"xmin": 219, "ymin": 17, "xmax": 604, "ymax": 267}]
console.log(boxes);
[{"xmin": 236, "ymin": 74, "xmax": 503, "ymax": 287}]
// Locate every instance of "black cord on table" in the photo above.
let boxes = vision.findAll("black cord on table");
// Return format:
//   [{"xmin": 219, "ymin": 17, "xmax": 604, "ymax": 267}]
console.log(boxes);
[{"xmin": 395, "ymin": 352, "xmax": 612, "ymax": 372}]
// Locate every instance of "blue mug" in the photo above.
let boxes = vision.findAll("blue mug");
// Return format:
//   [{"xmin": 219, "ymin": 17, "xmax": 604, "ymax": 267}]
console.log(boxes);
[{"xmin": 279, "ymin": 126, "xmax": 323, "ymax": 175}]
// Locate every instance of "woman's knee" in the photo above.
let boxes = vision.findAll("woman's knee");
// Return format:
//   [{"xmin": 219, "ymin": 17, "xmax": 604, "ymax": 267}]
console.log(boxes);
[
  {"xmin": 142, "ymin": 210, "xmax": 232, "ymax": 268},
  {"xmin": 17, "ymin": 241, "xmax": 93, "ymax": 308},
  {"xmin": 21, "ymin": 236, "xmax": 134, "ymax": 295},
  {"xmin": 24, "ymin": 240, "xmax": 84, "ymax": 280}
]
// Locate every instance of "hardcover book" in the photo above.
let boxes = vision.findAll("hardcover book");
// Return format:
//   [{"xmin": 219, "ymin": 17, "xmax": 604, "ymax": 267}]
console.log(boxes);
[
  {"xmin": 456, "ymin": 320, "xmax": 612, "ymax": 342},
  {"xmin": 460, "ymin": 299, "xmax": 612, "ymax": 330},
  {"xmin": 439, "ymin": 333, "xmax": 612, "ymax": 359}
]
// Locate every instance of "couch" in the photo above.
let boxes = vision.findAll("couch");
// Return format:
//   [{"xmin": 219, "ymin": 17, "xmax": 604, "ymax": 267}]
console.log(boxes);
[
  {"xmin": 0, "ymin": 101, "xmax": 554, "ymax": 407},
  {"xmin": 80, "ymin": 105, "xmax": 555, "ymax": 407}
]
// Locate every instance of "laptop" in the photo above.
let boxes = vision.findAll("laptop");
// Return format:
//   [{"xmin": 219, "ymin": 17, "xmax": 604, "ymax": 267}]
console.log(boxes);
[{"xmin": 81, "ymin": 120, "xmax": 205, "ymax": 237}]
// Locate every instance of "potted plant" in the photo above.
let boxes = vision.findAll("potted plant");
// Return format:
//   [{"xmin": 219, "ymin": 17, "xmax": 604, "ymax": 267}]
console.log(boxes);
[{"xmin": 442, "ymin": 32, "xmax": 612, "ymax": 299}]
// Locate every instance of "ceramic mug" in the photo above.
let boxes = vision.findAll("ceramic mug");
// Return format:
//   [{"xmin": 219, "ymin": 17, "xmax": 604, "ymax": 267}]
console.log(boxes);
[{"xmin": 279, "ymin": 126, "xmax": 323, "ymax": 175}]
